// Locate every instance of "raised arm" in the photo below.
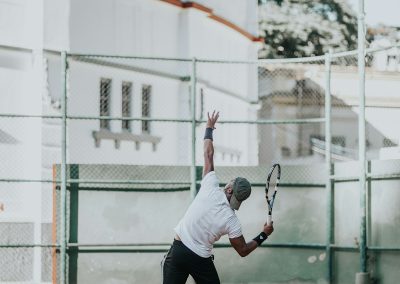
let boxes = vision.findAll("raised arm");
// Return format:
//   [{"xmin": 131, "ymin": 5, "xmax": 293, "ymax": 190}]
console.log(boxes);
[{"xmin": 203, "ymin": 111, "xmax": 219, "ymax": 178}]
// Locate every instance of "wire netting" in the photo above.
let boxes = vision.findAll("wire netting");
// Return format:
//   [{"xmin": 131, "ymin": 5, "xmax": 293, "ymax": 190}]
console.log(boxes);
[{"xmin": 0, "ymin": 45, "xmax": 399, "ymax": 283}]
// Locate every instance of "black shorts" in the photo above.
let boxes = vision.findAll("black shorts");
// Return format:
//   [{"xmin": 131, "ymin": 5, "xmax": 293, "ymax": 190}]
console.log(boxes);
[{"xmin": 161, "ymin": 239, "xmax": 220, "ymax": 284}]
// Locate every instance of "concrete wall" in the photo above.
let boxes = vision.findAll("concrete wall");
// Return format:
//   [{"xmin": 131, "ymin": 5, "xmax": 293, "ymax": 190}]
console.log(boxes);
[{"xmin": 54, "ymin": 161, "xmax": 400, "ymax": 283}]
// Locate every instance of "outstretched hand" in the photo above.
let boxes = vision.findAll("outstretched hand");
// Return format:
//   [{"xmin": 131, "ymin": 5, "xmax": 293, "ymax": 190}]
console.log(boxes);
[{"xmin": 206, "ymin": 110, "xmax": 219, "ymax": 129}]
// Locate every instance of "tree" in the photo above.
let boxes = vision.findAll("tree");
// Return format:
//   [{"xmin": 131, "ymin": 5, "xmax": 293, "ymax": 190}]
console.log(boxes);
[{"xmin": 258, "ymin": 0, "xmax": 358, "ymax": 58}]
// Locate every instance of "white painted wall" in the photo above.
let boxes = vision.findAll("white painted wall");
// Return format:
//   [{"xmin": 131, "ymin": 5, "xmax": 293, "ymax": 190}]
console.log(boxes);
[
  {"xmin": 68, "ymin": 60, "xmax": 190, "ymax": 165},
  {"xmin": 63, "ymin": 0, "xmax": 259, "ymax": 167},
  {"xmin": 43, "ymin": 0, "xmax": 70, "ymax": 50}
]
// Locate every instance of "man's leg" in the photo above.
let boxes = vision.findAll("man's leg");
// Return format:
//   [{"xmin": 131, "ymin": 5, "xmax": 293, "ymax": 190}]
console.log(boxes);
[
  {"xmin": 162, "ymin": 242, "xmax": 189, "ymax": 284},
  {"xmin": 188, "ymin": 255, "xmax": 220, "ymax": 284}
]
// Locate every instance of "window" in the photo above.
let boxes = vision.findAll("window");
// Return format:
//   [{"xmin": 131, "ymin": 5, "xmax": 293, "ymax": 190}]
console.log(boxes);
[
  {"xmin": 122, "ymin": 81, "xmax": 132, "ymax": 131},
  {"xmin": 100, "ymin": 78, "xmax": 112, "ymax": 130},
  {"xmin": 142, "ymin": 85, "xmax": 151, "ymax": 133}
]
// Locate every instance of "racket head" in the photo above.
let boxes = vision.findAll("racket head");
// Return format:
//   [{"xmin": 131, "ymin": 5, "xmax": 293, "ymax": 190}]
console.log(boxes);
[{"xmin": 265, "ymin": 163, "xmax": 281, "ymax": 211}]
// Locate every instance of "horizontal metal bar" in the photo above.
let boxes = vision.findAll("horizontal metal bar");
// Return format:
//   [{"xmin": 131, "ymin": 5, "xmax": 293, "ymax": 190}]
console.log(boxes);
[
  {"xmin": 0, "ymin": 113, "xmax": 62, "ymax": 119},
  {"xmin": 198, "ymin": 44, "xmax": 400, "ymax": 64},
  {"xmin": 74, "ymin": 181, "xmax": 324, "ymax": 189},
  {"xmin": 368, "ymin": 246, "xmax": 400, "ymax": 252},
  {"xmin": 66, "ymin": 115, "xmax": 325, "ymax": 125},
  {"xmin": 0, "ymin": 244, "xmax": 59, "ymax": 248},
  {"xmin": 0, "ymin": 178, "xmax": 55, "ymax": 183},
  {"xmin": 3, "ymin": 243, "xmax": 398, "ymax": 252},
  {"xmin": 65, "ymin": 179, "xmax": 191, "ymax": 185},
  {"xmin": 197, "ymin": 57, "xmax": 323, "ymax": 64},
  {"xmin": 250, "ymin": 182, "xmax": 326, "ymax": 188},
  {"xmin": 0, "ymin": 178, "xmax": 325, "ymax": 189},
  {"xmin": 330, "ymin": 244, "xmax": 358, "ymax": 252},
  {"xmin": 368, "ymin": 173, "xmax": 400, "ymax": 181},
  {"xmin": 76, "ymin": 186, "xmax": 190, "ymax": 192},
  {"xmin": 329, "ymin": 175, "xmax": 360, "ymax": 182},
  {"xmin": 68, "ymin": 243, "xmax": 167, "ymax": 247},
  {"xmin": 0, "ymin": 114, "xmax": 325, "ymax": 125},
  {"xmin": 76, "ymin": 247, "xmax": 169, "ymax": 253},
  {"xmin": 330, "ymin": 173, "xmax": 400, "ymax": 182},
  {"xmin": 242, "ymin": 243, "xmax": 326, "ymax": 249},
  {"xmin": 1, "ymin": 43, "xmax": 398, "ymax": 64},
  {"xmin": 68, "ymin": 53, "xmax": 193, "ymax": 62},
  {"xmin": 67, "ymin": 115, "xmax": 191, "ymax": 122},
  {"xmin": 214, "ymin": 118, "xmax": 325, "ymax": 125},
  {"xmin": 66, "ymin": 243, "xmax": 400, "ymax": 254},
  {"xmin": 330, "ymin": 43, "xmax": 400, "ymax": 59},
  {"xmin": 0, "ymin": 178, "xmax": 190, "ymax": 185},
  {"xmin": 3, "ymin": 176, "xmax": 398, "ymax": 187}
]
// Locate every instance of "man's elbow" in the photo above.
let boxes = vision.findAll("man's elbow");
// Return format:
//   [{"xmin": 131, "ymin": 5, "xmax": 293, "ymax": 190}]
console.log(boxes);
[{"xmin": 238, "ymin": 249, "xmax": 250, "ymax": 257}]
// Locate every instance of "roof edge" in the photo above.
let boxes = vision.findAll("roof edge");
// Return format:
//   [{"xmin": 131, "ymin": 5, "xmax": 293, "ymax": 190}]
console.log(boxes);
[{"xmin": 160, "ymin": 0, "xmax": 263, "ymax": 42}]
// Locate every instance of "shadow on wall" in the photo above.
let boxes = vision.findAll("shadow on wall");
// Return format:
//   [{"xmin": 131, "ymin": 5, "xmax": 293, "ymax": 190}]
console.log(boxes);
[{"xmin": 0, "ymin": 129, "xmax": 19, "ymax": 144}]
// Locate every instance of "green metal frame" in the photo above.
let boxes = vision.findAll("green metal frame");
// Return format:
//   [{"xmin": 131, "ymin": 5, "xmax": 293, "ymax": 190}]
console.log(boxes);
[
  {"xmin": 0, "ymin": 40, "xmax": 398, "ymax": 284},
  {"xmin": 54, "ymin": 163, "xmax": 400, "ymax": 283},
  {"xmin": 2, "ymin": 46, "xmax": 399, "ymax": 283},
  {"xmin": 68, "ymin": 165, "xmax": 79, "ymax": 284},
  {"xmin": 54, "ymin": 50, "xmax": 398, "ymax": 283}
]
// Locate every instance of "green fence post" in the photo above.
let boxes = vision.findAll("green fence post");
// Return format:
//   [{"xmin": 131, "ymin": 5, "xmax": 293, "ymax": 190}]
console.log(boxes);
[
  {"xmin": 367, "ymin": 161, "xmax": 372, "ymax": 253},
  {"xmin": 196, "ymin": 166, "xmax": 203, "ymax": 193},
  {"xmin": 357, "ymin": 0, "xmax": 368, "ymax": 280},
  {"xmin": 325, "ymin": 50, "xmax": 334, "ymax": 283},
  {"xmin": 68, "ymin": 164, "xmax": 79, "ymax": 283},
  {"xmin": 327, "ymin": 163, "xmax": 335, "ymax": 283},
  {"xmin": 190, "ymin": 57, "xmax": 197, "ymax": 200}
]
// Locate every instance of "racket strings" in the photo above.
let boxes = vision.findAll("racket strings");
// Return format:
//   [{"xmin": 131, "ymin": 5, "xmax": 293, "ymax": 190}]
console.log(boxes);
[{"xmin": 266, "ymin": 166, "xmax": 280, "ymax": 210}]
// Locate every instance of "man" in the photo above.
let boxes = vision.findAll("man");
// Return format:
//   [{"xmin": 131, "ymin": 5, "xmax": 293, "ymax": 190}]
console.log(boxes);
[{"xmin": 162, "ymin": 111, "xmax": 274, "ymax": 284}]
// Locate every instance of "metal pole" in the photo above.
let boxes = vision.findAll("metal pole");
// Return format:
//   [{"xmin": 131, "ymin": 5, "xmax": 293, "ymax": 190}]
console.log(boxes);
[
  {"xmin": 324, "ymin": 50, "xmax": 333, "ymax": 283},
  {"xmin": 357, "ymin": 0, "xmax": 369, "ymax": 281},
  {"xmin": 190, "ymin": 57, "xmax": 197, "ymax": 199},
  {"xmin": 60, "ymin": 51, "xmax": 68, "ymax": 284}
]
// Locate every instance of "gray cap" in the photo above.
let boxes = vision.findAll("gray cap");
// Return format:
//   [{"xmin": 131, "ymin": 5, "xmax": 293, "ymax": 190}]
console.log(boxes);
[{"xmin": 230, "ymin": 177, "xmax": 251, "ymax": 210}]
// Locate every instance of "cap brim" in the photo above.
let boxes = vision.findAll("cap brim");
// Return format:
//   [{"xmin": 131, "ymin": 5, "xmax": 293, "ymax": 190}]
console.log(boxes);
[{"xmin": 230, "ymin": 194, "xmax": 242, "ymax": 210}]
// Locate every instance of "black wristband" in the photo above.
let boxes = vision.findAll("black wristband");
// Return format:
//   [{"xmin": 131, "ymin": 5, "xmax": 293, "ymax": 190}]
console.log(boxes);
[
  {"xmin": 253, "ymin": 232, "xmax": 268, "ymax": 246},
  {"xmin": 204, "ymin": 127, "xmax": 214, "ymax": 140}
]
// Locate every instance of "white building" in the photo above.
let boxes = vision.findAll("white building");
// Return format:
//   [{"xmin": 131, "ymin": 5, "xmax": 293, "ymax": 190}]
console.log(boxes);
[
  {"xmin": 258, "ymin": 57, "xmax": 400, "ymax": 165},
  {"xmin": 0, "ymin": 0, "xmax": 261, "ymax": 282}
]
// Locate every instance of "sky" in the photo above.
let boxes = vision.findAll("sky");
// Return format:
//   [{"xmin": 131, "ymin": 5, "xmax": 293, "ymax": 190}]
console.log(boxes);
[{"xmin": 348, "ymin": 0, "xmax": 400, "ymax": 27}]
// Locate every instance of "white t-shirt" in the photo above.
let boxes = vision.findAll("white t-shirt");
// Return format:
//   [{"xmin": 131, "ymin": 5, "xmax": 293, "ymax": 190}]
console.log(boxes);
[{"xmin": 174, "ymin": 171, "xmax": 242, "ymax": 258}]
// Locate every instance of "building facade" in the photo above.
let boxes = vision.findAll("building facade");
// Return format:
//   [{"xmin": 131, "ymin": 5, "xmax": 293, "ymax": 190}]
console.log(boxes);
[{"xmin": 0, "ymin": 0, "xmax": 261, "ymax": 282}]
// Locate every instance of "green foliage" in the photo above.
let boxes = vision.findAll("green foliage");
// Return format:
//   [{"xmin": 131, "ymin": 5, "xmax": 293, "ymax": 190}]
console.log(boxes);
[{"xmin": 259, "ymin": 0, "xmax": 358, "ymax": 58}]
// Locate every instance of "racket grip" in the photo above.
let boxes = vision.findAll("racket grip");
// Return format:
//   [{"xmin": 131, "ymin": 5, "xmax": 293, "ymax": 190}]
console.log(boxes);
[{"xmin": 267, "ymin": 215, "xmax": 273, "ymax": 226}]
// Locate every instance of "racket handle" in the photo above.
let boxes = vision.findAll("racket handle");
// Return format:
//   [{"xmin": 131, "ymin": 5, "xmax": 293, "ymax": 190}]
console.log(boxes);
[{"xmin": 267, "ymin": 215, "xmax": 273, "ymax": 226}]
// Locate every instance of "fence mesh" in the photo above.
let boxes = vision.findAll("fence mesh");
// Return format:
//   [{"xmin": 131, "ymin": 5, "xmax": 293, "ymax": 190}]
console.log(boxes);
[{"xmin": 0, "ymin": 45, "xmax": 399, "ymax": 283}]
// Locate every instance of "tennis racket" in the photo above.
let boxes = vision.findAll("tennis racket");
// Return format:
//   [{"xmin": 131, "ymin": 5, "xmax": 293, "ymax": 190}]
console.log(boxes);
[{"xmin": 265, "ymin": 163, "xmax": 281, "ymax": 226}]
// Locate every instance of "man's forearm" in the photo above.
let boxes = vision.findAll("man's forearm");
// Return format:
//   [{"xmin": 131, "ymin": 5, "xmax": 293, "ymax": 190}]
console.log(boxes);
[
  {"xmin": 204, "ymin": 139, "xmax": 214, "ymax": 159},
  {"xmin": 230, "ymin": 235, "xmax": 264, "ymax": 257},
  {"xmin": 240, "ymin": 241, "xmax": 259, "ymax": 257},
  {"xmin": 203, "ymin": 129, "xmax": 215, "ymax": 176}
]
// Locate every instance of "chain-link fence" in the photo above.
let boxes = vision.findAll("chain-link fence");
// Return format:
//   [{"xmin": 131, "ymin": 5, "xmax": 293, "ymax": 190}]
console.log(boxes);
[{"xmin": 1, "ymin": 44, "xmax": 400, "ymax": 283}]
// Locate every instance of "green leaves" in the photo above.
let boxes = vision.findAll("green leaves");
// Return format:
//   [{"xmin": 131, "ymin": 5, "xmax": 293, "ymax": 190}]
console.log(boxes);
[{"xmin": 258, "ymin": 0, "xmax": 358, "ymax": 58}]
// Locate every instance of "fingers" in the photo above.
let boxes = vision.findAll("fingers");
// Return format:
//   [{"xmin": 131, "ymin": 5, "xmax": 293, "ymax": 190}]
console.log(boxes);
[{"xmin": 207, "ymin": 110, "xmax": 220, "ymax": 124}]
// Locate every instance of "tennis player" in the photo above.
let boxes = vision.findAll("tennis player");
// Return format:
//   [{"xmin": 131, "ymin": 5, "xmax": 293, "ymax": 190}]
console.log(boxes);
[{"xmin": 162, "ymin": 111, "xmax": 274, "ymax": 284}]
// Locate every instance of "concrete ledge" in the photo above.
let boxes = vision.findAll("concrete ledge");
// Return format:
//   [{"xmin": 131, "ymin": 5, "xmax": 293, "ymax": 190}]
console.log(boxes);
[{"xmin": 92, "ymin": 129, "xmax": 161, "ymax": 150}]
